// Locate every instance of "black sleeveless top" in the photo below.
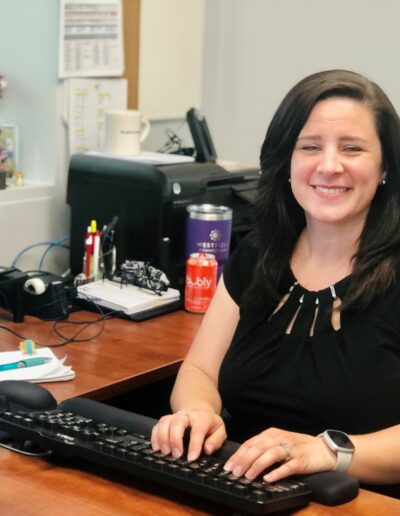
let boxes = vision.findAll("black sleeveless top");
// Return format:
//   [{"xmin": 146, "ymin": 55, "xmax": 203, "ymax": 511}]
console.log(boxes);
[{"xmin": 218, "ymin": 237, "xmax": 400, "ymax": 444}]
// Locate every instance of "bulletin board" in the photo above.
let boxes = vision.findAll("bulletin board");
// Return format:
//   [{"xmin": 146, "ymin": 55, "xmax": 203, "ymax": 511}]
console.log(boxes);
[{"xmin": 122, "ymin": 0, "xmax": 141, "ymax": 109}]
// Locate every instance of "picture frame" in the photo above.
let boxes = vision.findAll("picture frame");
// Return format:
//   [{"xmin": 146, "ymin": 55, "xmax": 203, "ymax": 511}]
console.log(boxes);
[{"xmin": 0, "ymin": 124, "xmax": 18, "ymax": 177}]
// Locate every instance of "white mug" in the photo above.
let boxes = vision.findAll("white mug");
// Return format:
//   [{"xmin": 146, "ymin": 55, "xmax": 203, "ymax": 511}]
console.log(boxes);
[{"xmin": 103, "ymin": 110, "xmax": 150, "ymax": 156}]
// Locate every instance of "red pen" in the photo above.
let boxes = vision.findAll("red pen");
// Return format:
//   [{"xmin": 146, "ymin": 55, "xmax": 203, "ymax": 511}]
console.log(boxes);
[
  {"xmin": 93, "ymin": 230, "xmax": 100, "ymax": 279},
  {"xmin": 84, "ymin": 225, "xmax": 93, "ymax": 279}
]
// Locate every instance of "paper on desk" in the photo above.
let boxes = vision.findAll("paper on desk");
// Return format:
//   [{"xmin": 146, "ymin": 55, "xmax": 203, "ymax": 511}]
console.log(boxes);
[
  {"xmin": 78, "ymin": 279, "xmax": 180, "ymax": 315},
  {"xmin": 85, "ymin": 150, "xmax": 195, "ymax": 165},
  {"xmin": 0, "ymin": 347, "xmax": 75, "ymax": 383}
]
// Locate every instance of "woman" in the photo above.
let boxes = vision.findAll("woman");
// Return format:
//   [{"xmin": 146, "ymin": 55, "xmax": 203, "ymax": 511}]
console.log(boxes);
[{"xmin": 151, "ymin": 70, "xmax": 400, "ymax": 492}]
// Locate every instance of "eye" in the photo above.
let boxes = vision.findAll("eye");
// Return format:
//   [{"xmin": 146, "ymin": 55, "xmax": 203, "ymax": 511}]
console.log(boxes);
[
  {"xmin": 343, "ymin": 145, "xmax": 362, "ymax": 153},
  {"xmin": 302, "ymin": 145, "xmax": 320, "ymax": 152}
]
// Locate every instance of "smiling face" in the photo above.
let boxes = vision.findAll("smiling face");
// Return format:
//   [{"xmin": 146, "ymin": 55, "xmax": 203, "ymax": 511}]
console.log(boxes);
[{"xmin": 290, "ymin": 97, "xmax": 384, "ymax": 229}]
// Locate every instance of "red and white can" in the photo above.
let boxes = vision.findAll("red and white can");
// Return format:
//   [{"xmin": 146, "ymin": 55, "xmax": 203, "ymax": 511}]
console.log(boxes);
[{"xmin": 184, "ymin": 253, "xmax": 218, "ymax": 313}]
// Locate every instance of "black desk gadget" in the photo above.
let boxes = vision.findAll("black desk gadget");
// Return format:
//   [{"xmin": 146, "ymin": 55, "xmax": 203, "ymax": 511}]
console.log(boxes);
[
  {"xmin": 187, "ymin": 108, "xmax": 218, "ymax": 163},
  {"xmin": 0, "ymin": 381, "xmax": 359, "ymax": 514},
  {"xmin": 0, "ymin": 266, "xmax": 28, "ymax": 322},
  {"xmin": 0, "ymin": 268, "xmax": 76, "ymax": 322}
]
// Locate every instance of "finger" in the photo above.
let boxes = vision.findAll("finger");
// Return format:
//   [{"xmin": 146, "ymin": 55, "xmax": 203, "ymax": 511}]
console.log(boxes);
[
  {"xmin": 156, "ymin": 415, "xmax": 176, "ymax": 455},
  {"xmin": 224, "ymin": 434, "xmax": 271, "ymax": 467},
  {"xmin": 187, "ymin": 425, "xmax": 209, "ymax": 462},
  {"xmin": 203, "ymin": 423, "xmax": 227, "ymax": 455},
  {"xmin": 151, "ymin": 423, "xmax": 160, "ymax": 451},
  {"xmin": 169, "ymin": 417, "xmax": 190, "ymax": 458},
  {"xmin": 224, "ymin": 442, "xmax": 267, "ymax": 478},
  {"xmin": 263, "ymin": 458, "xmax": 298, "ymax": 483},
  {"xmin": 244, "ymin": 445, "xmax": 288, "ymax": 480}
]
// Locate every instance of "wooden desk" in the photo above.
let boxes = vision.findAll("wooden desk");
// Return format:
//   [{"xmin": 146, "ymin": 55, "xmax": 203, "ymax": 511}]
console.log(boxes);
[
  {"xmin": 2, "ymin": 447, "xmax": 400, "ymax": 516},
  {"xmin": 1, "ymin": 310, "xmax": 400, "ymax": 515},
  {"xmin": 0, "ymin": 309, "xmax": 202, "ymax": 403}
]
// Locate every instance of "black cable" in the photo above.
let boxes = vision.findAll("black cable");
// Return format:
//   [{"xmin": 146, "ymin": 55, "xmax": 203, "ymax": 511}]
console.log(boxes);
[
  {"xmin": 0, "ymin": 324, "xmax": 29, "ymax": 341},
  {"xmin": 157, "ymin": 128, "xmax": 183, "ymax": 154},
  {"xmin": 157, "ymin": 123, "xmax": 194, "ymax": 156},
  {"xmin": 0, "ymin": 442, "xmax": 53, "ymax": 457},
  {"xmin": 48, "ymin": 298, "xmax": 125, "ymax": 346},
  {"xmin": 51, "ymin": 297, "xmax": 109, "ymax": 344},
  {"xmin": 0, "ymin": 298, "xmax": 123, "ymax": 348}
]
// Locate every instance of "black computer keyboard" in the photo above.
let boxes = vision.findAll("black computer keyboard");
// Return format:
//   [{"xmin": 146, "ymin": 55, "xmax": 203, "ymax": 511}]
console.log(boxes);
[
  {"xmin": 0, "ymin": 404, "xmax": 310, "ymax": 514},
  {"xmin": 0, "ymin": 384, "xmax": 359, "ymax": 514}
]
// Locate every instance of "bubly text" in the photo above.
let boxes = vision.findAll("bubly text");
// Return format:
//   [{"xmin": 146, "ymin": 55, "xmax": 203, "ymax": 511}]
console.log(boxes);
[{"xmin": 186, "ymin": 276, "xmax": 213, "ymax": 289}]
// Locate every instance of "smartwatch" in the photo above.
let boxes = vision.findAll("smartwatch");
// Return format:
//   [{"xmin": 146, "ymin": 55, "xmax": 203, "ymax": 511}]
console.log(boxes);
[{"xmin": 318, "ymin": 429, "xmax": 355, "ymax": 473}]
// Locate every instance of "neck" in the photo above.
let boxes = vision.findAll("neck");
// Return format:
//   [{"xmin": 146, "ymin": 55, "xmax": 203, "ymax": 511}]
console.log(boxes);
[
  {"xmin": 291, "ymin": 218, "xmax": 364, "ymax": 290},
  {"xmin": 300, "ymin": 218, "xmax": 363, "ymax": 263}
]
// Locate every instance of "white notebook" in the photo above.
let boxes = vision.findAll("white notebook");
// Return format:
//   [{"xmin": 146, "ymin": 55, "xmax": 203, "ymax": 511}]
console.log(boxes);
[
  {"xmin": 77, "ymin": 279, "xmax": 180, "ymax": 315},
  {"xmin": 0, "ymin": 347, "xmax": 75, "ymax": 383}
]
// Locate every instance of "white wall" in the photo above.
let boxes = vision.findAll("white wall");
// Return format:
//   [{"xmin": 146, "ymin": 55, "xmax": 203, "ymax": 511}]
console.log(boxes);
[
  {"xmin": 1, "ymin": 0, "xmax": 400, "ymax": 273},
  {"xmin": 0, "ymin": 1, "xmax": 60, "ymax": 183},
  {"xmin": 138, "ymin": 0, "xmax": 205, "ymax": 119},
  {"xmin": 0, "ymin": 0, "xmax": 69, "ymax": 273},
  {"xmin": 202, "ymin": 0, "xmax": 400, "ymax": 165}
]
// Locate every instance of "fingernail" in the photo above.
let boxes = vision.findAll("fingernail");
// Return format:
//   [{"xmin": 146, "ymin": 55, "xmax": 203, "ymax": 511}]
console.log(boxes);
[
  {"xmin": 245, "ymin": 468, "xmax": 256, "ymax": 480},
  {"xmin": 232, "ymin": 466, "xmax": 242, "ymax": 477},
  {"xmin": 172, "ymin": 447, "xmax": 181, "ymax": 458},
  {"xmin": 224, "ymin": 461, "xmax": 233, "ymax": 471},
  {"xmin": 205, "ymin": 443, "xmax": 214, "ymax": 454},
  {"xmin": 187, "ymin": 451, "xmax": 197, "ymax": 462},
  {"xmin": 161, "ymin": 444, "xmax": 170, "ymax": 455},
  {"xmin": 264, "ymin": 473, "xmax": 273, "ymax": 483}
]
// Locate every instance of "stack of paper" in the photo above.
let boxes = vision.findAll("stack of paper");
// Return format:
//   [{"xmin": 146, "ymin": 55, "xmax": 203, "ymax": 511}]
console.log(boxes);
[
  {"xmin": 77, "ymin": 279, "xmax": 180, "ymax": 315},
  {"xmin": 86, "ymin": 150, "xmax": 195, "ymax": 165},
  {"xmin": 0, "ymin": 348, "xmax": 75, "ymax": 383}
]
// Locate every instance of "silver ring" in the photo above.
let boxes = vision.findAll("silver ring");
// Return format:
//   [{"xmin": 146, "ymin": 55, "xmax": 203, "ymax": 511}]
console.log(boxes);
[
  {"xmin": 280, "ymin": 441, "xmax": 291, "ymax": 459},
  {"xmin": 175, "ymin": 411, "xmax": 189, "ymax": 418}
]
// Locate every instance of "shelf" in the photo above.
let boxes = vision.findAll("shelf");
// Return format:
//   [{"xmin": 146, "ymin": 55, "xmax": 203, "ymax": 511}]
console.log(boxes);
[{"xmin": 0, "ymin": 181, "xmax": 55, "ymax": 204}]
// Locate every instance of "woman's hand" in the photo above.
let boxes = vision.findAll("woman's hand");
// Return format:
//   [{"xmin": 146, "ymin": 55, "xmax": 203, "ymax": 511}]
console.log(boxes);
[
  {"xmin": 223, "ymin": 427, "xmax": 337, "ymax": 482},
  {"xmin": 151, "ymin": 409, "xmax": 227, "ymax": 462}
]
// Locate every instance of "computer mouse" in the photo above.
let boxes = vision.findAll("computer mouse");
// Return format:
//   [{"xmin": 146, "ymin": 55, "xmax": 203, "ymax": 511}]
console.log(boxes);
[{"xmin": 0, "ymin": 380, "xmax": 57, "ymax": 412}]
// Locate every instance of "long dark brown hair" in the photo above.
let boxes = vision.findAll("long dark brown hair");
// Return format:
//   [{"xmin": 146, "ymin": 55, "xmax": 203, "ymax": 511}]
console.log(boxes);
[{"xmin": 249, "ymin": 69, "xmax": 400, "ymax": 309}]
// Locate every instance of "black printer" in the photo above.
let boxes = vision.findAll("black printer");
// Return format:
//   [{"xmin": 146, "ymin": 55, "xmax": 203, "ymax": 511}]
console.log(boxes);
[{"xmin": 67, "ymin": 154, "xmax": 260, "ymax": 289}]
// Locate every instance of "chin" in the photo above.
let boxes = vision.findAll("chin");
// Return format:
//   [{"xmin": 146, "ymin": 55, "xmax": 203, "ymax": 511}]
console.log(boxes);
[
  {"xmin": 308, "ymin": 209, "xmax": 367, "ymax": 227},
  {"xmin": 306, "ymin": 209, "xmax": 350, "ymax": 225}
]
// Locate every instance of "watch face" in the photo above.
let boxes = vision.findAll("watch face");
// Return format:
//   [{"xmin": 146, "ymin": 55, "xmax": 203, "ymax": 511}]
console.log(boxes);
[{"xmin": 325, "ymin": 430, "xmax": 355, "ymax": 452}]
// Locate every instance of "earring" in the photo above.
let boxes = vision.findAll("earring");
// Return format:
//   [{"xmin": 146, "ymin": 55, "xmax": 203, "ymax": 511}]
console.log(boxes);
[
  {"xmin": 288, "ymin": 178, "xmax": 291, "ymax": 183},
  {"xmin": 381, "ymin": 178, "xmax": 386, "ymax": 186}
]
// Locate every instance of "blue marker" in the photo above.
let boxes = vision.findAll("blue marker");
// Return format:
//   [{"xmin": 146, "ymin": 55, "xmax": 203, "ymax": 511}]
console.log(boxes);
[{"xmin": 0, "ymin": 357, "xmax": 52, "ymax": 372}]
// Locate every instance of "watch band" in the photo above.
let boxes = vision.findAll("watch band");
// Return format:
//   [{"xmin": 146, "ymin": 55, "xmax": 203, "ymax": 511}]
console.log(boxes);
[{"xmin": 334, "ymin": 449, "xmax": 353, "ymax": 473}]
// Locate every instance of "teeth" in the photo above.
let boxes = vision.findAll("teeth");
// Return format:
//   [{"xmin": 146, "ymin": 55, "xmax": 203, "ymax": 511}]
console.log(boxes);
[{"xmin": 315, "ymin": 186, "xmax": 348, "ymax": 194}]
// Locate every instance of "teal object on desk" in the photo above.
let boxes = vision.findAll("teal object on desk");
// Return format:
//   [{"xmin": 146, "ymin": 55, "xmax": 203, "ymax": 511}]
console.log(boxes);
[{"xmin": 0, "ymin": 357, "xmax": 52, "ymax": 372}]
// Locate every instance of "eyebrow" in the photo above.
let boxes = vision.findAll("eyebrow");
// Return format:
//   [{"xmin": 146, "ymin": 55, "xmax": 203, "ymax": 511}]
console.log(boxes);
[{"xmin": 296, "ymin": 135, "xmax": 369, "ymax": 144}]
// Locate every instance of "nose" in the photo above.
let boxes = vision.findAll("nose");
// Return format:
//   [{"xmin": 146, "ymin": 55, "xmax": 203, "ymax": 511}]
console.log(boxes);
[{"xmin": 317, "ymin": 149, "xmax": 344, "ymax": 175}]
